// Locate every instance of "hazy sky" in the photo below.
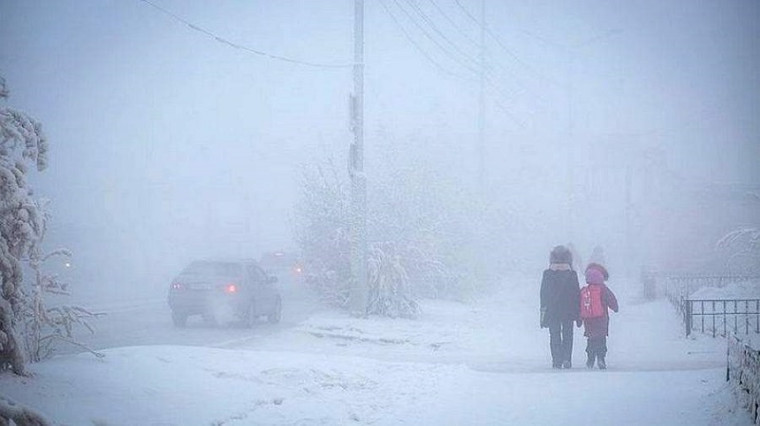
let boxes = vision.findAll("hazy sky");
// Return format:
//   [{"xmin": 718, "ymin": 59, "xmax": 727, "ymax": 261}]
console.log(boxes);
[{"xmin": 1, "ymin": 0, "xmax": 758, "ymax": 293}]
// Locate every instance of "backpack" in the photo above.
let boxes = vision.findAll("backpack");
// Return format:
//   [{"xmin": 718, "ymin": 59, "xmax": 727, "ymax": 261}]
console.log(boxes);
[{"xmin": 580, "ymin": 284, "xmax": 605, "ymax": 319}]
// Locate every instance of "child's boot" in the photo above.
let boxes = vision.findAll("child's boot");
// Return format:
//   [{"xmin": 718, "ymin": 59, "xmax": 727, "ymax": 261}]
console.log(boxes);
[
  {"xmin": 597, "ymin": 356, "xmax": 606, "ymax": 370},
  {"xmin": 586, "ymin": 353, "xmax": 595, "ymax": 369}
]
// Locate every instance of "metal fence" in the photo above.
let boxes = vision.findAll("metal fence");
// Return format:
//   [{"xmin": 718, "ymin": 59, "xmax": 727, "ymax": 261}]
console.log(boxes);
[
  {"xmin": 663, "ymin": 274, "xmax": 760, "ymax": 337},
  {"xmin": 685, "ymin": 299, "xmax": 760, "ymax": 337}
]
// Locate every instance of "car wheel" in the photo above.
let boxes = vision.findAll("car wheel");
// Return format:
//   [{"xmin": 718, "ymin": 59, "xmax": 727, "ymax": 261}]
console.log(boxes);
[
  {"xmin": 172, "ymin": 311, "xmax": 188, "ymax": 328},
  {"xmin": 267, "ymin": 297, "xmax": 282, "ymax": 324},
  {"xmin": 244, "ymin": 301, "xmax": 257, "ymax": 328}
]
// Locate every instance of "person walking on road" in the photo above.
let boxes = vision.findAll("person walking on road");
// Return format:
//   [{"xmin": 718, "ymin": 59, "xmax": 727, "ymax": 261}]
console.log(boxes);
[
  {"xmin": 580, "ymin": 263, "xmax": 619, "ymax": 369},
  {"xmin": 540, "ymin": 245, "xmax": 582, "ymax": 369}
]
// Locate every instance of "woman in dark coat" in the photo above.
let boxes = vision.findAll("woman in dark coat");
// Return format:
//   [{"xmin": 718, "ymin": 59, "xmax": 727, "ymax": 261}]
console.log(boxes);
[{"xmin": 540, "ymin": 245, "xmax": 582, "ymax": 369}]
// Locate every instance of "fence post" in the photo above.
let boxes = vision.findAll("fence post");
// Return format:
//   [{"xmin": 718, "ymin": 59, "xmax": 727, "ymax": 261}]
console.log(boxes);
[
  {"xmin": 726, "ymin": 334, "xmax": 730, "ymax": 382},
  {"xmin": 685, "ymin": 300, "xmax": 692, "ymax": 337}
]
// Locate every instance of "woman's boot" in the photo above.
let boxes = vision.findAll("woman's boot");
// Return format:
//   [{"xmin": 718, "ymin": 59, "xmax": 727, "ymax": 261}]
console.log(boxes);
[{"xmin": 597, "ymin": 356, "xmax": 606, "ymax": 370}]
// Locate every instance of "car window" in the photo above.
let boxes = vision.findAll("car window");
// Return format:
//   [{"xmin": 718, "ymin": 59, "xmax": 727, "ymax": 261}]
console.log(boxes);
[
  {"xmin": 260, "ymin": 252, "xmax": 298, "ymax": 271},
  {"xmin": 183, "ymin": 261, "xmax": 242, "ymax": 277}
]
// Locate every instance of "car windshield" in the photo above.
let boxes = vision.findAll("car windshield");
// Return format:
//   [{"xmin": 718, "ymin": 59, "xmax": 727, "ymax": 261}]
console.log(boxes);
[
  {"xmin": 182, "ymin": 261, "xmax": 242, "ymax": 277},
  {"xmin": 260, "ymin": 252, "xmax": 298, "ymax": 270}
]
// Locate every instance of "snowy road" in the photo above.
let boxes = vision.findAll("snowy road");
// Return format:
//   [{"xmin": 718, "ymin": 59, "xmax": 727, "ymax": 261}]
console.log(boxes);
[
  {"xmin": 54, "ymin": 277, "xmax": 322, "ymax": 356},
  {"xmin": 13, "ymin": 276, "xmax": 750, "ymax": 425},
  {"xmin": 58, "ymin": 277, "xmax": 727, "ymax": 375}
]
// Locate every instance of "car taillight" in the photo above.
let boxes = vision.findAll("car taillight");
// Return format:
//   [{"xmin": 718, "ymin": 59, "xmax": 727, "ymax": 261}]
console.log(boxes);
[
  {"xmin": 224, "ymin": 283, "xmax": 238, "ymax": 293},
  {"xmin": 171, "ymin": 282, "xmax": 183, "ymax": 290}
]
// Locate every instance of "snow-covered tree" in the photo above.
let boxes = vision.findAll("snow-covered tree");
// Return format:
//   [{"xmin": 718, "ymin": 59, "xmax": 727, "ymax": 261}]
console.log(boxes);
[
  {"xmin": 365, "ymin": 134, "xmax": 515, "ymax": 299},
  {"xmin": 295, "ymin": 159, "xmax": 352, "ymax": 308},
  {"xmin": 0, "ymin": 78, "xmax": 99, "ymax": 378},
  {"xmin": 0, "ymin": 77, "xmax": 48, "ymax": 375},
  {"xmin": 294, "ymin": 135, "xmax": 509, "ymax": 317},
  {"xmin": 366, "ymin": 162, "xmax": 462, "ymax": 300}
]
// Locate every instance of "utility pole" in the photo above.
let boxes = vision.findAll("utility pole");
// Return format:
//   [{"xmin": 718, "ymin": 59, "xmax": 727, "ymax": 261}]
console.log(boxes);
[
  {"xmin": 624, "ymin": 164, "xmax": 633, "ymax": 283},
  {"xmin": 477, "ymin": 0, "xmax": 486, "ymax": 189},
  {"xmin": 349, "ymin": 0, "xmax": 368, "ymax": 316},
  {"xmin": 566, "ymin": 53, "xmax": 575, "ymax": 243}
]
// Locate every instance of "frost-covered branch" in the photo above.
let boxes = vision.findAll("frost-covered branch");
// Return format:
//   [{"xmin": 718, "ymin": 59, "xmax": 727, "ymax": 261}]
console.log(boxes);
[
  {"xmin": 366, "ymin": 241, "xmax": 419, "ymax": 318},
  {"xmin": 0, "ymin": 394, "xmax": 51, "ymax": 426},
  {"xmin": 38, "ymin": 334, "xmax": 104, "ymax": 359},
  {"xmin": 715, "ymin": 227, "xmax": 760, "ymax": 275},
  {"xmin": 23, "ymin": 250, "xmax": 104, "ymax": 362}
]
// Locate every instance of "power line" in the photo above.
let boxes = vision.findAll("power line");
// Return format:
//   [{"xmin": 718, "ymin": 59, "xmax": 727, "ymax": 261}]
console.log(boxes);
[
  {"xmin": 139, "ymin": 0, "xmax": 353, "ymax": 69},
  {"xmin": 425, "ymin": 0, "xmax": 481, "ymax": 48},
  {"xmin": 377, "ymin": 0, "xmax": 472, "ymax": 80},
  {"xmin": 379, "ymin": 0, "xmax": 537, "ymax": 126},
  {"xmin": 491, "ymin": 97, "xmax": 526, "ymax": 128},
  {"xmin": 484, "ymin": 60, "xmax": 549, "ymax": 107},
  {"xmin": 388, "ymin": 11, "xmax": 529, "ymax": 125},
  {"xmin": 381, "ymin": 0, "xmax": 534, "ymax": 124},
  {"xmin": 390, "ymin": 0, "xmax": 481, "ymax": 75},
  {"xmin": 424, "ymin": 0, "xmax": 547, "ymax": 94},
  {"xmin": 452, "ymin": 0, "xmax": 555, "ymax": 85},
  {"xmin": 402, "ymin": 0, "xmax": 483, "ymax": 70},
  {"xmin": 403, "ymin": 1, "xmax": 548, "ymax": 110},
  {"xmin": 482, "ymin": 71, "xmax": 530, "ymax": 127}
]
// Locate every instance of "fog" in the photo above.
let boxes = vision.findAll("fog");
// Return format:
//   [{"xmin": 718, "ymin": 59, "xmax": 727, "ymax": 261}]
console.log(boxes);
[{"xmin": 1, "ymin": 0, "xmax": 758, "ymax": 301}]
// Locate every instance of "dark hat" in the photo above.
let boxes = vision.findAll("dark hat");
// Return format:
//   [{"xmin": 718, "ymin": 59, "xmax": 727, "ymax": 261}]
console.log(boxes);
[{"xmin": 550, "ymin": 245, "xmax": 572, "ymax": 264}]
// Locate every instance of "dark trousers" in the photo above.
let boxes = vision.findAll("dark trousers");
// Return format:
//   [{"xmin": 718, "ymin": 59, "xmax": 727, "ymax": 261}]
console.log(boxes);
[
  {"xmin": 548, "ymin": 320, "xmax": 574, "ymax": 366},
  {"xmin": 586, "ymin": 337, "xmax": 607, "ymax": 360}
]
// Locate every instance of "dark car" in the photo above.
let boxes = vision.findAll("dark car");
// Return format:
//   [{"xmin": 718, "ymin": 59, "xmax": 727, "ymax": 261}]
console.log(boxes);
[
  {"xmin": 167, "ymin": 259, "xmax": 282, "ymax": 328},
  {"xmin": 259, "ymin": 251, "xmax": 303, "ymax": 280}
]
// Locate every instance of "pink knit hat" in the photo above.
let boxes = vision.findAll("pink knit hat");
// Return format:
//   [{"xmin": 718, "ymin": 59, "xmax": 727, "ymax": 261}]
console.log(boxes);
[{"xmin": 585, "ymin": 267, "xmax": 605, "ymax": 285}]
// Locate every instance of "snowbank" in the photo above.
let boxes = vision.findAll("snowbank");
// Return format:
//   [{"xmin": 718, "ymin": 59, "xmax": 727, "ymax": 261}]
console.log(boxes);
[
  {"xmin": 0, "ymin": 277, "xmax": 753, "ymax": 425},
  {"xmin": 0, "ymin": 345, "xmax": 743, "ymax": 426},
  {"xmin": 690, "ymin": 280, "xmax": 760, "ymax": 300}
]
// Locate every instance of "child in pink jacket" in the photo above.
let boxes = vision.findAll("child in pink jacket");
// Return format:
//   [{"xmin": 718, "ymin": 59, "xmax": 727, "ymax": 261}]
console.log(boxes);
[{"xmin": 582, "ymin": 263, "xmax": 618, "ymax": 369}]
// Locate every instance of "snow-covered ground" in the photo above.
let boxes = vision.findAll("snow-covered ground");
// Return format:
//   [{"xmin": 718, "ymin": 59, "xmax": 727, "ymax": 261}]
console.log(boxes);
[
  {"xmin": 691, "ymin": 280, "xmax": 760, "ymax": 300},
  {"xmin": 0, "ymin": 276, "xmax": 755, "ymax": 425}
]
